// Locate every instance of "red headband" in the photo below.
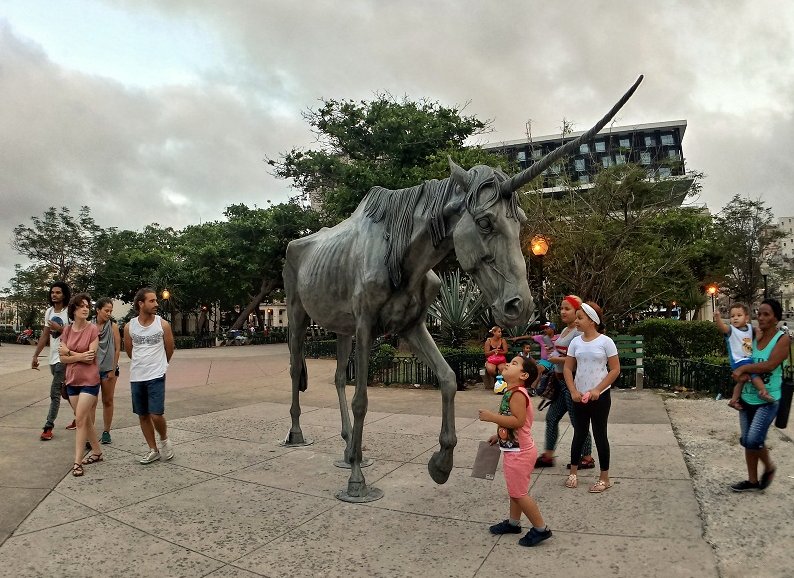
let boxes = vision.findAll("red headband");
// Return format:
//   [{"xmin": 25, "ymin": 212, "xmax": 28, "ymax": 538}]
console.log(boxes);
[{"xmin": 564, "ymin": 295, "xmax": 582, "ymax": 310}]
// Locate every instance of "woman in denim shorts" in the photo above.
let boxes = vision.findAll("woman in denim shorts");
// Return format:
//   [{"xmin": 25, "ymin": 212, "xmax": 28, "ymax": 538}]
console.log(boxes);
[{"xmin": 730, "ymin": 299, "xmax": 790, "ymax": 492}]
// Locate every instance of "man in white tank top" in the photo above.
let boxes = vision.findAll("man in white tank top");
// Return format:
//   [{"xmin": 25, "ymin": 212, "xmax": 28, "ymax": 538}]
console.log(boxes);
[{"xmin": 124, "ymin": 288, "xmax": 175, "ymax": 464}]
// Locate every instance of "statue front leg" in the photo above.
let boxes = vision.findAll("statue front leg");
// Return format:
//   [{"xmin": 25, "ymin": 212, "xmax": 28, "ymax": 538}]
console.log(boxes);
[{"xmin": 402, "ymin": 322, "xmax": 457, "ymax": 484}]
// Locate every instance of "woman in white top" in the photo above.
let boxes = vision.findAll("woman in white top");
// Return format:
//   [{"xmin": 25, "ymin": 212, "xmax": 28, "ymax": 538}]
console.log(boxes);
[{"xmin": 563, "ymin": 301, "xmax": 621, "ymax": 493}]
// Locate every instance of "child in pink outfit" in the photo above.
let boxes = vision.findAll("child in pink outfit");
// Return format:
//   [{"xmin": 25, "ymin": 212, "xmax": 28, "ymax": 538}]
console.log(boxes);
[{"xmin": 478, "ymin": 356, "xmax": 552, "ymax": 547}]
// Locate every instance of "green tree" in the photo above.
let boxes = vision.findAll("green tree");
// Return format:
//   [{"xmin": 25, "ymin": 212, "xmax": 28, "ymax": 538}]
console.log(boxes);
[
  {"xmin": 2, "ymin": 264, "xmax": 53, "ymax": 328},
  {"xmin": 714, "ymin": 195, "xmax": 787, "ymax": 304},
  {"xmin": 520, "ymin": 163, "xmax": 718, "ymax": 323},
  {"xmin": 11, "ymin": 206, "xmax": 103, "ymax": 288},
  {"xmin": 269, "ymin": 94, "xmax": 508, "ymax": 220}
]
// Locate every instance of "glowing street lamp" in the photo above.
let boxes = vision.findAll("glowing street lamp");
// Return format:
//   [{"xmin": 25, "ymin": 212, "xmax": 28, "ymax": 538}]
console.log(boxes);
[
  {"xmin": 707, "ymin": 284, "xmax": 718, "ymax": 314},
  {"xmin": 161, "ymin": 289, "xmax": 171, "ymax": 322},
  {"xmin": 530, "ymin": 235, "xmax": 549, "ymax": 323}
]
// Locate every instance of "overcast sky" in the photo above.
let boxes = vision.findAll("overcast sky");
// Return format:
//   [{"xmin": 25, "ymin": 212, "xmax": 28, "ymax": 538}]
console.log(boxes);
[{"xmin": 2, "ymin": 1, "xmax": 794, "ymax": 291}]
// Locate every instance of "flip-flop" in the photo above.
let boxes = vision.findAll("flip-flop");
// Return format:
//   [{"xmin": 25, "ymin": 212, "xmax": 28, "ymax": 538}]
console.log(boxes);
[
  {"xmin": 589, "ymin": 479, "xmax": 614, "ymax": 493},
  {"xmin": 81, "ymin": 453, "xmax": 103, "ymax": 465}
]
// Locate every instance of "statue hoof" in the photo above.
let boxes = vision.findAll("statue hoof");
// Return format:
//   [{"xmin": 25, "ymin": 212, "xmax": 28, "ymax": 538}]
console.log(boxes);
[
  {"xmin": 347, "ymin": 480, "xmax": 367, "ymax": 497},
  {"xmin": 428, "ymin": 451, "xmax": 452, "ymax": 484}
]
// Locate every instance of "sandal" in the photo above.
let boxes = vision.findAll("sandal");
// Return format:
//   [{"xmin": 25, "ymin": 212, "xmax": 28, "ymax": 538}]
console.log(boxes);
[
  {"xmin": 535, "ymin": 455, "xmax": 555, "ymax": 468},
  {"xmin": 565, "ymin": 474, "xmax": 577, "ymax": 488},
  {"xmin": 81, "ymin": 453, "xmax": 103, "ymax": 465},
  {"xmin": 567, "ymin": 457, "xmax": 596, "ymax": 470},
  {"xmin": 72, "ymin": 463, "xmax": 84, "ymax": 477},
  {"xmin": 589, "ymin": 479, "xmax": 614, "ymax": 493}
]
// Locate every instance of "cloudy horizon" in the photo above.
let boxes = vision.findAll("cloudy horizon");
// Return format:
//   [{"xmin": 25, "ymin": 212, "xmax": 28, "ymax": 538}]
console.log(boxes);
[{"xmin": 2, "ymin": 1, "xmax": 794, "ymax": 291}]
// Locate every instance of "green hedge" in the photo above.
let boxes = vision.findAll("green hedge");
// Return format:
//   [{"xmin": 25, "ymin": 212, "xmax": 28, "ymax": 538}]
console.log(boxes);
[{"xmin": 627, "ymin": 319, "xmax": 723, "ymax": 358}]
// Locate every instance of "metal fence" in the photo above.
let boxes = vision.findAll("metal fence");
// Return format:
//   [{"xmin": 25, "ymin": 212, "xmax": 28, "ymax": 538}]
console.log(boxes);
[{"xmin": 643, "ymin": 358, "xmax": 733, "ymax": 396}]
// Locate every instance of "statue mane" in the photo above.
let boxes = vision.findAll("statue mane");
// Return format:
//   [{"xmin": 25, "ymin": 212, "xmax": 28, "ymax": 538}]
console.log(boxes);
[{"xmin": 362, "ymin": 166, "xmax": 519, "ymax": 288}]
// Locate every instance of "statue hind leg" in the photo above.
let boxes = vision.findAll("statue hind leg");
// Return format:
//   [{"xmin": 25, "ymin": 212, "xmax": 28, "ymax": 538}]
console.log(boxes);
[
  {"xmin": 336, "ymin": 322, "xmax": 382, "ymax": 502},
  {"xmin": 333, "ymin": 335, "xmax": 373, "ymax": 469},
  {"xmin": 282, "ymin": 291, "xmax": 313, "ymax": 447}
]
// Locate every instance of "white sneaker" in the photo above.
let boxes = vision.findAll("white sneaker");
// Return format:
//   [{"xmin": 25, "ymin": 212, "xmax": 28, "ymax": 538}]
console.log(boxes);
[
  {"xmin": 160, "ymin": 438, "xmax": 174, "ymax": 461},
  {"xmin": 139, "ymin": 449, "xmax": 161, "ymax": 464}
]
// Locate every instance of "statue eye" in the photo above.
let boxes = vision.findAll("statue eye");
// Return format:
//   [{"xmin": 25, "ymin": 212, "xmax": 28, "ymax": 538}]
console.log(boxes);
[{"xmin": 476, "ymin": 216, "xmax": 493, "ymax": 233}]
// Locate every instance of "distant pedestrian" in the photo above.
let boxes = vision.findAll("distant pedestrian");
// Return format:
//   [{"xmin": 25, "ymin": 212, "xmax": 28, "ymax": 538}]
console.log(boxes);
[
  {"xmin": 58, "ymin": 293, "xmax": 102, "ymax": 476},
  {"xmin": 31, "ymin": 281, "xmax": 71, "ymax": 440},
  {"xmin": 729, "ymin": 298, "xmax": 790, "ymax": 492},
  {"xmin": 125, "ymin": 288, "xmax": 175, "ymax": 464},
  {"xmin": 484, "ymin": 326, "xmax": 509, "ymax": 389},
  {"xmin": 563, "ymin": 301, "xmax": 621, "ymax": 493},
  {"xmin": 94, "ymin": 298, "xmax": 121, "ymax": 444},
  {"xmin": 714, "ymin": 303, "xmax": 773, "ymax": 409},
  {"xmin": 479, "ymin": 355, "xmax": 552, "ymax": 547}
]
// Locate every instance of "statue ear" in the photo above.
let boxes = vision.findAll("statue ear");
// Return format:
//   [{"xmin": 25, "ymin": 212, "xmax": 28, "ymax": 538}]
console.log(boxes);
[{"xmin": 448, "ymin": 156, "xmax": 470, "ymax": 192}]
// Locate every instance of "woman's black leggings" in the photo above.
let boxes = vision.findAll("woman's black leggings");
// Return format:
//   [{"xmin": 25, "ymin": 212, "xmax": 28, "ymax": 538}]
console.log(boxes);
[{"xmin": 570, "ymin": 389, "xmax": 611, "ymax": 471}]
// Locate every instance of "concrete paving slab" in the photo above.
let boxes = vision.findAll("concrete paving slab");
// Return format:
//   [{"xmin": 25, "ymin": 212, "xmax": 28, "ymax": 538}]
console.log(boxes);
[
  {"xmin": 100, "ymin": 425, "xmax": 212, "ymax": 454},
  {"xmin": 232, "ymin": 504, "xmax": 497, "ymax": 578},
  {"xmin": 361, "ymin": 412, "xmax": 478, "ymax": 436},
  {"xmin": 312, "ymin": 430, "xmax": 438, "ymax": 464},
  {"xmin": 0, "ymin": 487, "xmax": 49, "ymax": 545},
  {"xmin": 410, "ymin": 436, "xmax": 505, "ymax": 471},
  {"xmin": 368, "ymin": 462, "xmax": 508, "ymax": 523},
  {"xmin": 55, "ymin": 461, "xmax": 215, "ymax": 512},
  {"xmin": 108, "ymin": 477, "xmax": 336, "ymax": 564},
  {"xmin": 533, "ymin": 475, "xmax": 703, "ymax": 539},
  {"xmin": 0, "ymin": 514, "xmax": 224, "ymax": 578},
  {"xmin": 12, "ymin": 491, "xmax": 98, "ymax": 536},
  {"xmin": 203, "ymin": 565, "xmax": 263, "ymax": 578},
  {"xmin": 609, "ymin": 443, "xmax": 691, "ymax": 480},
  {"xmin": 165, "ymin": 435, "xmax": 290, "ymax": 475},
  {"xmin": 476, "ymin": 533, "xmax": 718, "ymax": 578},
  {"xmin": 226, "ymin": 449, "xmax": 403, "ymax": 499}
]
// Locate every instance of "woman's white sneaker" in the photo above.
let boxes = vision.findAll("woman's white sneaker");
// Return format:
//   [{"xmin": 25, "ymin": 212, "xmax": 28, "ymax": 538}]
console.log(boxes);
[{"xmin": 139, "ymin": 449, "xmax": 161, "ymax": 464}]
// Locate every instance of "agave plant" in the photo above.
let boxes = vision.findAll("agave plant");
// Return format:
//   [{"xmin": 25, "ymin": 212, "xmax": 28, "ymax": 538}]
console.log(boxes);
[{"xmin": 428, "ymin": 270, "xmax": 486, "ymax": 348}]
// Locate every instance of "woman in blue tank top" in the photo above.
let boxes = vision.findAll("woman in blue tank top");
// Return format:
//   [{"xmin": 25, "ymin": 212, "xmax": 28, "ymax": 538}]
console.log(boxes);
[{"xmin": 729, "ymin": 299, "xmax": 790, "ymax": 492}]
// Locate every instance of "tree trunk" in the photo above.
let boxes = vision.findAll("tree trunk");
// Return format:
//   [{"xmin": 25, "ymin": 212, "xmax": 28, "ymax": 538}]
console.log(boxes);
[{"xmin": 231, "ymin": 277, "xmax": 277, "ymax": 330}]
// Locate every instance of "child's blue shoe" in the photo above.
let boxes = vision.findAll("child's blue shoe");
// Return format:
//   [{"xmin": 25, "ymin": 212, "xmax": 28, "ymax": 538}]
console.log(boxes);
[{"xmin": 489, "ymin": 520, "xmax": 521, "ymax": 534}]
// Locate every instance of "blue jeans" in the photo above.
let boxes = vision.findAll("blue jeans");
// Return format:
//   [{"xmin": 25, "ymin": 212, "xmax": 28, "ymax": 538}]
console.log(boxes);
[
  {"xmin": 131, "ymin": 376, "xmax": 166, "ymax": 416},
  {"xmin": 739, "ymin": 401, "xmax": 779, "ymax": 450},
  {"xmin": 44, "ymin": 362, "xmax": 65, "ymax": 429}
]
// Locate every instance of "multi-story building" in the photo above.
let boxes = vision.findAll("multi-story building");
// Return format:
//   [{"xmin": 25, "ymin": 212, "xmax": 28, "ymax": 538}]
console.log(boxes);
[{"xmin": 483, "ymin": 120, "xmax": 688, "ymax": 196}]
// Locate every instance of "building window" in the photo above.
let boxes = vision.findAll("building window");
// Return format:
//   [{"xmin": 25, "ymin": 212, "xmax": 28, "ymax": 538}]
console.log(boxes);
[
  {"xmin": 531, "ymin": 148, "xmax": 542, "ymax": 159},
  {"xmin": 602, "ymin": 156, "xmax": 613, "ymax": 168},
  {"xmin": 615, "ymin": 154, "xmax": 626, "ymax": 165},
  {"xmin": 659, "ymin": 167, "xmax": 672, "ymax": 178},
  {"xmin": 640, "ymin": 152, "xmax": 651, "ymax": 165},
  {"xmin": 574, "ymin": 158, "xmax": 586, "ymax": 172},
  {"xmin": 579, "ymin": 143, "xmax": 590, "ymax": 154},
  {"xmin": 668, "ymin": 150, "xmax": 681, "ymax": 161},
  {"xmin": 661, "ymin": 134, "xmax": 674, "ymax": 146},
  {"xmin": 644, "ymin": 135, "xmax": 655, "ymax": 147},
  {"xmin": 579, "ymin": 174, "xmax": 590, "ymax": 184},
  {"xmin": 619, "ymin": 138, "xmax": 630, "ymax": 148},
  {"xmin": 595, "ymin": 141, "xmax": 606, "ymax": 152},
  {"xmin": 517, "ymin": 151, "xmax": 526, "ymax": 162}
]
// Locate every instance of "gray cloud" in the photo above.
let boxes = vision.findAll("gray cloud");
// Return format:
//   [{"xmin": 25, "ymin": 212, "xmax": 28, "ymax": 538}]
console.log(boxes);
[{"xmin": 3, "ymin": 1, "xmax": 794, "ymax": 289}]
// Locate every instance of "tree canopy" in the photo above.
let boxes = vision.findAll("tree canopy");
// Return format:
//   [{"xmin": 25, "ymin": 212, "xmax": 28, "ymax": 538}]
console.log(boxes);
[{"xmin": 268, "ymin": 94, "xmax": 509, "ymax": 220}]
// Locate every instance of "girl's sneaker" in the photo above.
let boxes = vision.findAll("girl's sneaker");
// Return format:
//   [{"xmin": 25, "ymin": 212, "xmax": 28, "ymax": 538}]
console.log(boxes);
[{"xmin": 518, "ymin": 527, "xmax": 552, "ymax": 547}]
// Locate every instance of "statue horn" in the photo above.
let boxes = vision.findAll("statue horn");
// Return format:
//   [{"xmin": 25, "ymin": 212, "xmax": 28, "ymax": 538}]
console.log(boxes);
[{"xmin": 500, "ymin": 75, "xmax": 644, "ymax": 195}]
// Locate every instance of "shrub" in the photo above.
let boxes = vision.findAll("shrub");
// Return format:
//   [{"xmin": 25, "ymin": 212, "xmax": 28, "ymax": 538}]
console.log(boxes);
[
  {"xmin": 173, "ymin": 336, "xmax": 196, "ymax": 349},
  {"xmin": 627, "ymin": 318, "xmax": 723, "ymax": 358},
  {"xmin": 370, "ymin": 344, "xmax": 397, "ymax": 375}
]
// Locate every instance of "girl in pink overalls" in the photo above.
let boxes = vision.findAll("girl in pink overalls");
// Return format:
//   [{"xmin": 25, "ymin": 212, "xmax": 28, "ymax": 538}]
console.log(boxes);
[{"xmin": 478, "ymin": 356, "xmax": 552, "ymax": 547}]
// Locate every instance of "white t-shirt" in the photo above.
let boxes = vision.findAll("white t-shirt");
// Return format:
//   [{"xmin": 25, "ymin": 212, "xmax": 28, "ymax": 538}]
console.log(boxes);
[
  {"xmin": 45, "ymin": 305, "xmax": 70, "ymax": 366},
  {"xmin": 129, "ymin": 315, "xmax": 169, "ymax": 382},
  {"xmin": 567, "ymin": 334, "xmax": 619, "ymax": 394}
]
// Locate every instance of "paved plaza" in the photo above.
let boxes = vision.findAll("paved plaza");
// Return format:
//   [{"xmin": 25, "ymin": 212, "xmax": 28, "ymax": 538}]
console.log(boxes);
[{"xmin": 0, "ymin": 342, "xmax": 725, "ymax": 577}]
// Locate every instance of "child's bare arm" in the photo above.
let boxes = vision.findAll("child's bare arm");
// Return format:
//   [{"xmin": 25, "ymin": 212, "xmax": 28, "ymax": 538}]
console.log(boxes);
[{"xmin": 713, "ymin": 311, "xmax": 730, "ymax": 335}]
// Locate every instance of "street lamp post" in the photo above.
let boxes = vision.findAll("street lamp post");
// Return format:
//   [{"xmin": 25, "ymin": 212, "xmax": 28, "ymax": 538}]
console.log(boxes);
[
  {"xmin": 707, "ymin": 284, "xmax": 718, "ymax": 317},
  {"xmin": 161, "ymin": 289, "xmax": 171, "ymax": 323},
  {"xmin": 760, "ymin": 262, "xmax": 770, "ymax": 300},
  {"xmin": 530, "ymin": 235, "xmax": 549, "ymax": 323}
]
